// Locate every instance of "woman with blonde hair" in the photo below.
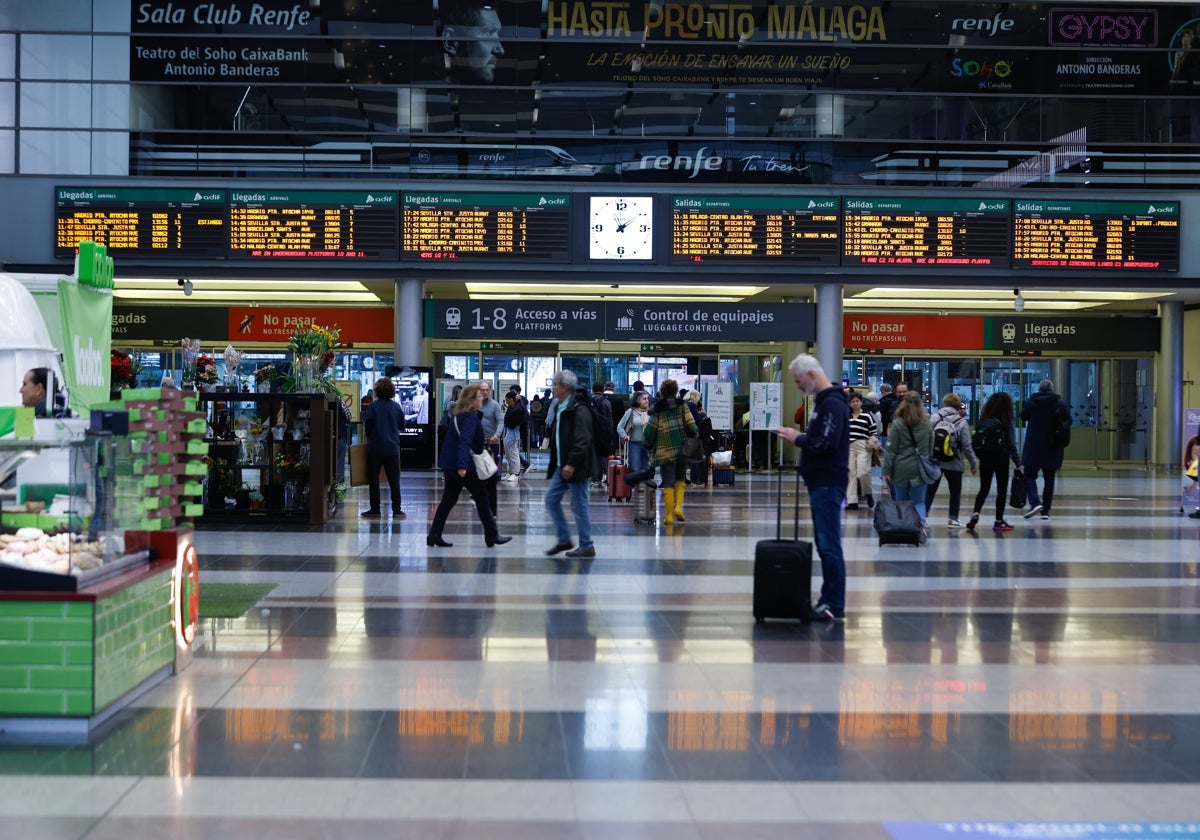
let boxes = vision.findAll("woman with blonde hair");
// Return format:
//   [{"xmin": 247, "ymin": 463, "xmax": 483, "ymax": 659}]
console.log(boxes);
[
  {"xmin": 882, "ymin": 392, "xmax": 934, "ymax": 524},
  {"xmin": 426, "ymin": 382, "xmax": 512, "ymax": 548}
]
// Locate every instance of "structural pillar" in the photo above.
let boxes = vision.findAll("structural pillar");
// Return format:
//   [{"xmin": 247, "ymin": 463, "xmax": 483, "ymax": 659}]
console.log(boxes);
[
  {"xmin": 781, "ymin": 295, "xmax": 812, "ymax": 435},
  {"xmin": 394, "ymin": 278, "xmax": 424, "ymax": 367},
  {"xmin": 814, "ymin": 284, "xmax": 844, "ymax": 383},
  {"xmin": 1156, "ymin": 300, "xmax": 1184, "ymax": 469}
]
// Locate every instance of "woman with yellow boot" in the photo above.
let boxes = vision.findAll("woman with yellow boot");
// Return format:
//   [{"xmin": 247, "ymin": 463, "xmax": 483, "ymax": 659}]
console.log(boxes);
[{"xmin": 642, "ymin": 379, "xmax": 699, "ymax": 526}]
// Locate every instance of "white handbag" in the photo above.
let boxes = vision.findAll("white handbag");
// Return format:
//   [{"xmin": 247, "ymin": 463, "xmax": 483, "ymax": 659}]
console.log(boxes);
[{"xmin": 455, "ymin": 416, "xmax": 498, "ymax": 479}]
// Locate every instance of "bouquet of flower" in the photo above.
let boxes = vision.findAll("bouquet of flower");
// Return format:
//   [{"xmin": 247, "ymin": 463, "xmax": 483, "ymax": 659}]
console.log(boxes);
[
  {"xmin": 287, "ymin": 323, "xmax": 340, "ymax": 363},
  {"xmin": 222, "ymin": 344, "xmax": 244, "ymax": 382},
  {"xmin": 194, "ymin": 355, "xmax": 219, "ymax": 387},
  {"xmin": 110, "ymin": 349, "xmax": 138, "ymax": 390},
  {"xmin": 254, "ymin": 364, "xmax": 278, "ymax": 384},
  {"xmin": 274, "ymin": 452, "xmax": 309, "ymax": 481},
  {"xmin": 181, "ymin": 338, "xmax": 201, "ymax": 387}
]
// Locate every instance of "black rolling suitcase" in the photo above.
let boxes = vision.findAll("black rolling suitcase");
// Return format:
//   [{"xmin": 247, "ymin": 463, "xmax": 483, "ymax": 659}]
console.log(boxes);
[
  {"xmin": 873, "ymin": 498, "xmax": 925, "ymax": 546},
  {"xmin": 753, "ymin": 465, "xmax": 814, "ymax": 623}
]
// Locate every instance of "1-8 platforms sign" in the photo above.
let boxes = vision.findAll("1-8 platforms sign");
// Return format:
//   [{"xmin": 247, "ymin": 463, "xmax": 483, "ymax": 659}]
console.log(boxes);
[{"xmin": 427, "ymin": 300, "xmax": 814, "ymax": 341}]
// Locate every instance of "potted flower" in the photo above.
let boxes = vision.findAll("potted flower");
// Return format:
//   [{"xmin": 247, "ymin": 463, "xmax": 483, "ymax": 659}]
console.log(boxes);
[
  {"xmin": 248, "ymin": 488, "xmax": 264, "ymax": 510},
  {"xmin": 110, "ymin": 349, "xmax": 140, "ymax": 393},
  {"xmin": 193, "ymin": 355, "xmax": 219, "ymax": 391},
  {"xmin": 254, "ymin": 364, "xmax": 278, "ymax": 392},
  {"xmin": 286, "ymin": 323, "xmax": 340, "ymax": 393}
]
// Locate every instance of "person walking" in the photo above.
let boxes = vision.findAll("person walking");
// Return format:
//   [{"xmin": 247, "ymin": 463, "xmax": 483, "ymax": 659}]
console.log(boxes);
[
  {"xmin": 644, "ymin": 379, "xmax": 698, "ymax": 525},
  {"xmin": 544, "ymin": 370, "xmax": 600, "ymax": 558},
  {"xmin": 1020, "ymin": 379, "xmax": 1072, "ymax": 520},
  {"xmin": 775, "ymin": 354, "xmax": 851, "ymax": 622},
  {"xmin": 883, "ymin": 392, "xmax": 933, "ymax": 526},
  {"xmin": 845, "ymin": 393, "xmax": 878, "ymax": 511},
  {"xmin": 501, "ymin": 391, "xmax": 526, "ymax": 482},
  {"xmin": 361, "ymin": 377, "xmax": 406, "ymax": 519},
  {"xmin": 966, "ymin": 391, "xmax": 1022, "ymax": 532},
  {"xmin": 684, "ymin": 389, "xmax": 714, "ymax": 486},
  {"xmin": 426, "ymin": 383, "xmax": 511, "ymax": 548},
  {"xmin": 617, "ymin": 390, "xmax": 652, "ymax": 474},
  {"xmin": 477, "ymin": 380, "xmax": 504, "ymax": 514},
  {"xmin": 528, "ymin": 393, "xmax": 545, "ymax": 450},
  {"xmin": 925, "ymin": 393, "xmax": 977, "ymax": 528}
]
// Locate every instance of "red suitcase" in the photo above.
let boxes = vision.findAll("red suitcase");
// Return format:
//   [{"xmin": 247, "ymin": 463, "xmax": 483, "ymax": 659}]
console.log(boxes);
[{"xmin": 607, "ymin": 455, "xmax": 631, "ymax": 501}]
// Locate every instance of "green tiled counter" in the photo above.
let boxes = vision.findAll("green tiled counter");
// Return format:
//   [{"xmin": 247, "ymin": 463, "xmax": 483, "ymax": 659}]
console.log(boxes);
[{"xmin": 0, "ymin": 560, "xmax": 176, "ymax": 725}]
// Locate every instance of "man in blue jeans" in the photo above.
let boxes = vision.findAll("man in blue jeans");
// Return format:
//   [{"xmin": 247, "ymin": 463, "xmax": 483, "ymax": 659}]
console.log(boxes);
[
  {"xmin": 544, "ymin": 370, "xmax": 600, "ymax": 559},
  {"xmin": 776, "ymin": 354, "xmax": 851, "ymax": 622}
]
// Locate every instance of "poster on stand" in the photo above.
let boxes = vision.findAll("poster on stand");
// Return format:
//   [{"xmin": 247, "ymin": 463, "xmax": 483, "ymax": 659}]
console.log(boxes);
[
  {"xmin": 1183, "ymin": 408, "xmax": 1200, "ymax": 514},
  {"xmin": 750, "ymin": 382, "xmax": 781, "ymax": 431},
  {"xmin": 704, "ymin": 382, "xmax": 734, "ymax": 431}
]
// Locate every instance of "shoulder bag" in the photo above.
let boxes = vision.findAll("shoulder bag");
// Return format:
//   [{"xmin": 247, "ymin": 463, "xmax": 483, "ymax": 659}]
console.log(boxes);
[
  {"xmin": 454, "ymin": 415, "xmax": 498, "ymax": 479},
  {"xmin": 906, "ymin": 422, "xmax": 942, "ymax": 484}
]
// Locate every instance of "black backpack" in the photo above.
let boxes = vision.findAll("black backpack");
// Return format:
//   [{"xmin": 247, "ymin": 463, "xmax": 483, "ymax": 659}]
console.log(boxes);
[
  {"xmin": 932, "ymin": 414, "xmax": 959, "ymax": 462},
  {"xmin": 1050, "ymin": 404, "xmax": 1072, "ymax": 449},
  {"xmin": 971, "ymin": 418, "xmax": 1006, "ymax": 458},
  {"xmin": 585, "ymin": 395, "xmax": 615, "ymax": 458}
]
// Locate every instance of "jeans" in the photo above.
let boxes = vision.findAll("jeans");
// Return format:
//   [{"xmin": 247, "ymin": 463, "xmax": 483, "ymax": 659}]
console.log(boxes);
[
  {"xmin": 891, "ymin": 481, "xmax": 928, "ymax": 523},
  {"xmin": 503, "ymin": 427, "xmax": 522, "ymax": 476},
  {"xmin": 808, "ymin": 483, "xmax": 847, "ymax": 612},
  {"xmin": 367, "ymin": 451, "xmax": 401, "ymax": 513},
  {"xmin": 925, "ymin": 470, "xmax": 964, "ymax": 519},
  {"xmin": 973, "ymin": 458, "xmax": 1011, "ymax": 521},
  {"xmin": 1025, "ymin": 465, "xmax": 1057, "ymax": 512},
  {"xmin": 628, "ymin": 440, "xmax": 648, "ymax": 473},
  {"xmin": 544, "ymin": 468, "xmax": 593, "ymax": 550}
]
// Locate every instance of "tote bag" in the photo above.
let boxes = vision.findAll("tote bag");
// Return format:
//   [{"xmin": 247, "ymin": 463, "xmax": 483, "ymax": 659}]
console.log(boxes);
[
  {"xmin": 906, "ymin": 423, "xmax": 942, "ymax": 484},
  {"xmin": 455, "ymin": 416, "xmax": 498, "ymax": 479}
]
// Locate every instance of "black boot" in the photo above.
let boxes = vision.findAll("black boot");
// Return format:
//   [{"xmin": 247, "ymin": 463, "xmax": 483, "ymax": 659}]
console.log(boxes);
[{"xmin": 866, "ymin": 494, "xmax": 875, "ymax": 509}]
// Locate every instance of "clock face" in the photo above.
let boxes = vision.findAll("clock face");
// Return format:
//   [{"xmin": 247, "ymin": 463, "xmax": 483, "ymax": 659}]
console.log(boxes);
[{"xmin": 589, "ymin": 196, "xmax": 654, "ymax": 260}]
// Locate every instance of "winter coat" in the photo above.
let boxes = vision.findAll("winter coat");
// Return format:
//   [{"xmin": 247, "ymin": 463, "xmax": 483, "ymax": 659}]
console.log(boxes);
[
  {"xmin": 440, "ymin": 409, "xmax": 485, "ymax": 472},
  {"xmin": 647, "ymin": 397, "xmax": 698, "ymax": 464},
  {"xmin": 1020, "ymin": 390, "xmax": 1071, "ymax": 470},
  {"xmin": 931, "ymin": 406, "xmax": 977, "ymax": 473},
  {"xmin": 884, "ymin": 418, "xmax": 933, "ymax": 488},
  {"xmin": 363, "ymin": 397, "xmax": 405, "ymax": 456},
  {"xmin": 547, "ymin": 390, "xmax": 600, "ymax": 482},
  {"xmin": 790, "ymin": 386, "xmax": 850, "ymax": 490}
]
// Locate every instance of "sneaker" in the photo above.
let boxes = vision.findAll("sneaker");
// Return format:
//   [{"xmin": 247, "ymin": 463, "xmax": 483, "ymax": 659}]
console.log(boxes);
[
  {"xmin": 392, "ymin": 511, "xmax": 406, "ymax": 519},
  {"xmin": 360, "ymin": 509, "xmax": 381, "ymax": 518},
  {"xmin": 845, "ymin": 502, "xmax": 860, "ymax": 510},
  {"xmin": 565, "ymin": 546, "xmax": 596, "ymax": 558},
  {"xmin": 1022, "ymin": 504, "xmax": 1043, "ymax": 519},
  {"xmin": 810, "ymin": 603, "xmax": 845, "ymax": 622},
  {"xmin": 947, "ymin": 518, "xmax": 965, "ymax": 529},
  {"xmin": 1040, "ymin": 514, "xmax": 1051, "ymax": 521},
  {"xmin": 993, "ymin": 520, "xmax": 1014, "ymax": 531},
  {"xmin": 966, "ymin": 513, "xmax": 980, "ymax": 532},
  {"xmin": 1189, "ymin": 510, "xmax": 1200, "ymax": 519}
]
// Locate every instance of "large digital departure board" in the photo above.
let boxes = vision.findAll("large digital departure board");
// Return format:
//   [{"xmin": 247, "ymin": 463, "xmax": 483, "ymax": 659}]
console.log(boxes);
[
  {"xmin": 401, "ymin": 192, "xmax": 570, "ymax": 260},
  {"xmin": 1012, "ymin": 200, "xmax": 1179, "ymax": 270},
  {"xmin": 55, "ymin": 188, "xmax": 226, "ymax": 259},
  {"xmin": 670, "ymin": 196, "xmax": 840, "ymax": 265},
  {"xmin": 228, "ymin": 190, "xmax": 399, "ymax": 259},
  {"xmin": 842, "ymin": 197, "xmax": 1011, "ymax": 266}
]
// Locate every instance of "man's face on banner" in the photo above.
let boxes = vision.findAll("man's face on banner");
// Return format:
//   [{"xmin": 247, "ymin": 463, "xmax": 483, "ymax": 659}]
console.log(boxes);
[{"xmin": 446, "ymin": 6, "xmax": 504, "ymax": 83}]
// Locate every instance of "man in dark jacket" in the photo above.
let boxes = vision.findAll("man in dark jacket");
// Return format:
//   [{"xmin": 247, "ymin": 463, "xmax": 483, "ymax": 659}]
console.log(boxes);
[
  {"xmin": 776, "ymin": 354, "xmax": 851, "ymax": 622},
  {"xmin": 1020, "ymin": 379, "xmax": 1071, "ymax": 520},
  {"xmin": 362, "ymin": 377, "xmax": 406, "ymax": 519},
  {"xmin": 544, "ymin": 370, "xmax": 599, "ymax": 558}
]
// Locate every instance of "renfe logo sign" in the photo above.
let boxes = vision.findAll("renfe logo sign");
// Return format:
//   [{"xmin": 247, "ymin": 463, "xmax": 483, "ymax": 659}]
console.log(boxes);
[{"xmin": 1049, "ymin": 9, "xmax": 1158, "ymax": 47}]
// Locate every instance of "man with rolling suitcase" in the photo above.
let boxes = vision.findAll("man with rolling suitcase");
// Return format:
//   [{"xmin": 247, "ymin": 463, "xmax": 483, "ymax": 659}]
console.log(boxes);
[{"xmin": 775, "ymin": 354, "xmax": 851, "ymax": 622}]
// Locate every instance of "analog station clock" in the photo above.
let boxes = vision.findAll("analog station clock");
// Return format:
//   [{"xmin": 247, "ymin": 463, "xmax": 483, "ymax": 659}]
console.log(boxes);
[{"xmin": 589, "ymin": 196, "xmax": 654, "ymax": 260}]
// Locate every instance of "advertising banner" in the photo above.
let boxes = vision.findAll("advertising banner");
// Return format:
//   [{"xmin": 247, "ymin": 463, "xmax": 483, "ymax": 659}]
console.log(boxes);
[
  {"xmin": 57, "ymin": 278, "xmax": 113, "ymax": 412},
  {"xmin": 1184, "ymin": 408, "xmax": 1200, "ymax": 514}
]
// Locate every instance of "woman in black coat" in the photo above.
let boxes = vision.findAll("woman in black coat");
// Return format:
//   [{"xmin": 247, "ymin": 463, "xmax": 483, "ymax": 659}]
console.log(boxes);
[{"xmin": 426, "ymin": 383, "xmax": 512, "ymax": 548}]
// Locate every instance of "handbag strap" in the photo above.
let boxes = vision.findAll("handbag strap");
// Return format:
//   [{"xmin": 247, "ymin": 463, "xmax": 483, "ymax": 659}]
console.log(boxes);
[{"xmin": 905, "ymin": 421, "xmax": 919, "ymax": 453}]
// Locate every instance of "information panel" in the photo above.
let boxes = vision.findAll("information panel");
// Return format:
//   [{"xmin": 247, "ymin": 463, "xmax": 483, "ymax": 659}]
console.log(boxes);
[
  {"xmin": 228, "ymin": 190, "xmax": 398, "ymax": 259},
  {"xmin": 55, "ymin": 187, "xmax": 226, "ymax": 259},
  {"xmin": 842, "ymin": 197, "xmax": 1011, "ymax": 266},
  {"xmin": 402, "ymin": 192, "xmax": 570, "ymax": 261},
  {"xmin": 1012, "ymin": 200, "xmax": 1179, "ymax": 270},
  {"xmin": 670, "ymin": 196, "xmax": 840, "ymax": 265}
]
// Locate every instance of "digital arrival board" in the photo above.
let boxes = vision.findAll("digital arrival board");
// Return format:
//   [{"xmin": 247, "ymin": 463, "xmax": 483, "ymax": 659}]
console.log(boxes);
[
  {"xmin": 842, "ymin": 197, "xmax": 1011, "ymax": 267},
  {"xmin": 55, "ymin": 187, "xmax": 227, "ymax": 259},
  {"xmin": 1012, "ymin": 199, "xmax": 1179, "ymax": 270},
  {"xmin": 670, "ymin": 196, "xmax": 840, "ymax": 265},
  {"xmin": 401, "ymin": 192, "xmax": 570, "ymax": 261},
  {"xmin": 227, "ymin": 190, "xmax": 399, "ymax": 259}
]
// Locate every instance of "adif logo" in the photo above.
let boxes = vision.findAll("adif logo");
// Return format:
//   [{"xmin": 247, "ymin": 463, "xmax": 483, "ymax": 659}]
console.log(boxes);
[
  {"xmin": 808, "ymin": 200, "xmax": 817, "ymax": 208},
  {"xmin": 73, "ymin": 334, "xmax": 106, "ymax": 386},
  {"xmin": 977, "ymin": 201, "xmax": 1006, "ymax": 210},
  {"xmin": 1146, "ymin": 204, "xmax": 1175, "ymax": 214},
  {"xmin": 539, "ymin": 196, "xmax": 548, "ymax": 205},
  {"xmin": 365, "ymin": 194, "xmax": 395, "ymax": 203}
]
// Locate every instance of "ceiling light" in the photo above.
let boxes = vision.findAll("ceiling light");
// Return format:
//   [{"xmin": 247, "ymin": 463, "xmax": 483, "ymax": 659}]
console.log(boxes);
[
  {"xmin": 114, "ymin": 289, "xmax": 381, "ymax": 303},
  {"xmin": 465, "ymin": 282, "xmax": 767, "ymax": 299}
]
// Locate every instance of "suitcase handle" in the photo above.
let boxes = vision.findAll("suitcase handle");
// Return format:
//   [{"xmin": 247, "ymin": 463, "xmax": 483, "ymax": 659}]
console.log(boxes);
[{"xmin": 776, "ymin": 463, "xmax": 803, "ymax": 542}]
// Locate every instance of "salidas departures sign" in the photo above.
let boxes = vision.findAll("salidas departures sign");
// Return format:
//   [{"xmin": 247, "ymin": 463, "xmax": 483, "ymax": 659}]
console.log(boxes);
[{"xmin": 426, "ymin": 300, "xmax": 814, "ymax": 342}]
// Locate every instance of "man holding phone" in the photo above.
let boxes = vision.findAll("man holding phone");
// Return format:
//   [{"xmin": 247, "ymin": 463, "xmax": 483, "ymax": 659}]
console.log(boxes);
[{"xmin": 775, "ymin": 354, "xmax": 851, "ymax": 622}]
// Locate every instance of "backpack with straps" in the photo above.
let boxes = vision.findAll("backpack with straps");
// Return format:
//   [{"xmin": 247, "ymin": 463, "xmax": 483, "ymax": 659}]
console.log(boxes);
[
  {"xmin": 971, "ymin": 417, "xmax": 1006, "ymax": 458},
  {"xmin": 932, "ymin": 414, "xmax": 960, "ymax": 462}
]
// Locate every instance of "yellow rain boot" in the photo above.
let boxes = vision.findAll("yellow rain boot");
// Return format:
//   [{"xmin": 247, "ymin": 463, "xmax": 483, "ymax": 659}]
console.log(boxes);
[
  {"xmin": 674, "ymin": 481, "xmax": 687, "ymax": 522},
  {"xmin": 662, "ymin": 488, "xmax": 675, "ymax": 525}
]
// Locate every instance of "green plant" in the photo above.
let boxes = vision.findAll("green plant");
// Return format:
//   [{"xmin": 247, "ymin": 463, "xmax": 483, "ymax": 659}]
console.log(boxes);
[
  {"xmin": 287, "ymin": 323, "xmax": 340, "ymax": 356},
  {"xmin": 331, "ymin": 482, "xmax": 347, "ymax": 502}
]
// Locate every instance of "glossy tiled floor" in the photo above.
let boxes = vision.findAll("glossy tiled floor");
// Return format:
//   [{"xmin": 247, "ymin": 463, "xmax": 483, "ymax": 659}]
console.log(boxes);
[{"xmin": 4, "ymin": 460, "xmax": 1200, "ymax": 839}]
